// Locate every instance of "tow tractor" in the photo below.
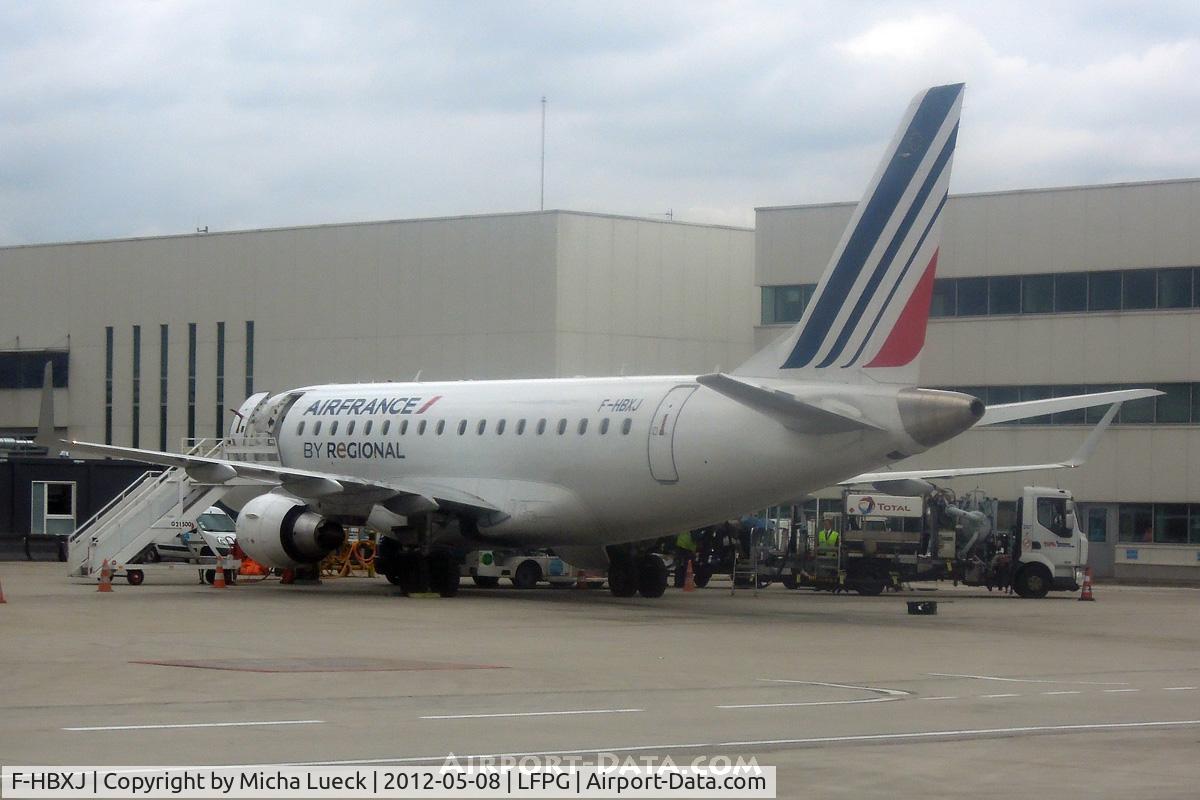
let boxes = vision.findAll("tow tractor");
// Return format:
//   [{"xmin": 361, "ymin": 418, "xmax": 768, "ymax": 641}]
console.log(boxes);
[
  {"xmin": 762, "ymin": 486, "xmax": 1087, "ymax": 598},
  {"xmin": 462, "ymin": 550, "xmax": 602, "ymax": 589}
]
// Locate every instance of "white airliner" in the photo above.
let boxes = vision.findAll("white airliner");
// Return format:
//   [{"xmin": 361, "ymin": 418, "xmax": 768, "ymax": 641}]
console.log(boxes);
[{"xmin": 38, "ymin": 83, "xmax": 1156, "ymax": 597}]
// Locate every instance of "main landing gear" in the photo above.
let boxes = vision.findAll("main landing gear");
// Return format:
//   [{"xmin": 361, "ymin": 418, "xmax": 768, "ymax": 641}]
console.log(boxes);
[
  {"xmin": 606, "ymin": 548, "xmax": 667, "ymax": 598},
  {"xmin": 377, "ymin": 522, "xmax": 460, "ymax": 598}
]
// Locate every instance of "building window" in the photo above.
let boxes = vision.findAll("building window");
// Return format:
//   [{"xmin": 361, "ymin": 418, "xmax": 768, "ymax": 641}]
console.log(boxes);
[
  {"xmin": 1158, "ymin": 268, "xmax": 1193, "ymax": 309},
  {"xmin": 104, "ymin": 327, "xmax": 114, "ymax": 445},
  {"xmin": 187, "ymin": 322, "xmax": 197, "ymax": 443},
  {"xmin": 1155, "ymin": 504, "xmax": 1190, "ymax": 544},
  {"xmin": 1118, "ymin": 504, "xmax": 1153, "ymax": 543},
  {"xmin": 1088, "ymin": 271, "xmax": 1121, "ymax": 311},
  {"xmin": 956, "ymin": 277, "xmax": 987, "ymax": 316},
  {"xmin": 215, "ymin": 321, "xmax": 225, "ymax": 438},
  {"xmin": 31, "ymin": 481, "xmax": 76, "ymax": 536},
  {"xmin": 0, "ymin": 349, "xmax": 69, "ymax": 389},
  {"xmin": 1156, "ymin": 384, "xmax": 1191, "ymax": 423},
  {"xmin": 988, "ymin": 276, "xmax": 1020, "ymax": 315},
  {"xmin": 1021, "ymin": 274, "xmax": 1054, "ymax": 313},
  {"xmin": 244, "ymin": 320, "xmax": 255, "ymax": 398},
  {"xmin": 1122, "ymin": 269, "xmax": 1156, "ymax": 310},
  {"xmin": 131, "ymin": 325, "xmax": 141, "ymax": 448},
  {"xmin": 1054, "ymin": 272, "xmax": 1087, "ymax": 312},
  {"xmin": 160, "ymin": 324, "xmax": 169, "ymax": 451},
  {"xmin": 761, "ymin": 284, "xmax": 815, "ymax": 325},
  {"xmin": 930, "ymin": 279, "xmax": 956, "ymax": 318}
]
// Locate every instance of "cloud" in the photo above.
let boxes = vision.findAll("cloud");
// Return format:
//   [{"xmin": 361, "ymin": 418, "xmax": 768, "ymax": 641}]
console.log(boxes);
[{"xmin": 0, "ymin": 1, "xmax": 1198, "ymax": 244}]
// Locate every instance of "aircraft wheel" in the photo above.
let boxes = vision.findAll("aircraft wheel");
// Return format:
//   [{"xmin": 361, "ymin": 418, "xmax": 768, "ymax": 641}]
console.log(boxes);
[
  {"xmin": 384, "ymin": 572, "xmax": 404, "ymax": 586},
  {"xmin": 472, "ymin": 575, "xmax": 500, "ymax": 588},
  {"xmin": 637, "ymin": 554, "xmax": 668, "ymax": 598},
  {"xmin": 607, "ymin": 552, "xmax": 638, "ymax": 597},
  {"xmin": 781, "ymin": 573, "xmax": 799, "ymax": 590},
  {"xmin": 430, "ymin": 552, "xmax": 460, "ymax": 597},
  {"xmin": 512, "ymin": 560, "xmax": 541, "ymax": 590},
  {"xmin": 692, "ymin": 566, "xmax": 712, "ymax": 588}
]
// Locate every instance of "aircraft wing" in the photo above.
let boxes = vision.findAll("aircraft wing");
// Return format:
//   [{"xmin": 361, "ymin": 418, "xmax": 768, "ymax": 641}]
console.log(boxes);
[
  {"xmin": 976, "ymin": 388, "xmax": 1159, "ymax": 425},
  {"xmin": 842, "ymin": 401, "xmax": 1123, "ymax": 485},
  {"xmin": 696, "ymin": 373, "xmax": 882, "ymax": 434},
  {"xmin": 34, "ymin": 365, "xmax": 500, "ymax": 516}
]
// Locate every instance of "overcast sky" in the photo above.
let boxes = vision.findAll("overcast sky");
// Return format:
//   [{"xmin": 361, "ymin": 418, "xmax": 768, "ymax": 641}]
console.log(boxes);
[{"xmin": 2, "ymin": 1, "xmax": 1198, "ymax": 245}]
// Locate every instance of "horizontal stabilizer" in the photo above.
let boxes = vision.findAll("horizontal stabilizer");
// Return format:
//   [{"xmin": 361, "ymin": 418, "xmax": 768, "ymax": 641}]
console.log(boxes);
[
  {"xmin": 978, "ymin": 389, "xmax": 1160, "ymax": 425},
  {"xmin": 696, "ymin": 373, "xmax": 881, "ymax": 434},
  {"xmin": 842, "ymin": 402, "xmax": 1123, "ymax": 485}
]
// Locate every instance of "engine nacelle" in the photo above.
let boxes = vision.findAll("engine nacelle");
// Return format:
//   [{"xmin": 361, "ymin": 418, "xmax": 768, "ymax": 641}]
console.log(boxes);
[{"xmin": 236, "ymin": 493, "xmax": 345, "ymax": 568}]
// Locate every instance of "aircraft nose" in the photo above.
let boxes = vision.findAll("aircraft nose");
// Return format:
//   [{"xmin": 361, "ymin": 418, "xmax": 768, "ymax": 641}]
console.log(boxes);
[{"xmin": 897, "ymin": 389, "xmax": 984, "ymax": 448}]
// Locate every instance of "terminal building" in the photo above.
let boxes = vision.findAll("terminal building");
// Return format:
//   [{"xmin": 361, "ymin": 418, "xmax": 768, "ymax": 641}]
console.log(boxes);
[{"xmin": 2, "ymin": 178, "xmax": 1198, "ymax": 582}]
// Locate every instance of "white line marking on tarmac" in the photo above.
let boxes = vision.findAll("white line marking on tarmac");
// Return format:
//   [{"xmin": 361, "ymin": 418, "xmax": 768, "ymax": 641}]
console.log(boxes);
[
  {"xmin": 63, "ymin": 720, "xmax": 324, "ymax": 732},
  {"xmin": 928, "ymin": 672, "xmax": 1127, "ymax": 686},
  {"xmin": 718, "ymin": 698, "xmax": 896, "ymax": 710},
  {"xmin": 1042, "ymin": 691, "xmax": 1082, "ymax": 696},
  {"xmin": 1164, "ymin": 687, "xmax": 1198, "ymax": 691},
  {"xmin": 1104, "ymin": 689, "xmax": 1140, "ymax": 693},
  {"xmin": 920, "ymin": 696, "xmax": 958, "ymax": 701},
  {"xmin": 756, "ymin": 679, "xmax": 910, "ymax": 697},
  {"xmin": 163, "ymin": 719, "xmax": 1200, "ymax": 769},
  {"xmin": 980, "ymin": 694, "xmax": 1020, "ymax": 698},
  {"xmin": 420, "ymin": 709, "xmax": 643, "ymax": 720}
]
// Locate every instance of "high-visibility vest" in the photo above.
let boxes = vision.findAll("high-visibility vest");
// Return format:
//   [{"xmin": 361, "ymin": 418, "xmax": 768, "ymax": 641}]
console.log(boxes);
[
  {"xmin": 676, "ymin": 531, "xmax": 696, "ymax": 552},
  {"xmin": 817, "ymin": 529, "xmax": 840, "ymax": 550}
]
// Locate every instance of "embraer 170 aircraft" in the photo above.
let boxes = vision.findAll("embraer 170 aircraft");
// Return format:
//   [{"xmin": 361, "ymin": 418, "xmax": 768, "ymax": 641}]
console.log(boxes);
[{"xmin": 38, "ymin": 83, "xmax": 1156, "ymax": 598}]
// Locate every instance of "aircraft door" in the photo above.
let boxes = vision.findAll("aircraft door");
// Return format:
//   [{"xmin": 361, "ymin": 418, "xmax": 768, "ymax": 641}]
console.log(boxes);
[{"xmin": 647, "ymin": 385, "xmax": 698, "ymax": 483}]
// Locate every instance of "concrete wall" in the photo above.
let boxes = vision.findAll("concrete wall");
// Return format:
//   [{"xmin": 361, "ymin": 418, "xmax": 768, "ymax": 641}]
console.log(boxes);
[{"xmin": 0, "ymin": 211, "xmax": 755, "ymax": 447}]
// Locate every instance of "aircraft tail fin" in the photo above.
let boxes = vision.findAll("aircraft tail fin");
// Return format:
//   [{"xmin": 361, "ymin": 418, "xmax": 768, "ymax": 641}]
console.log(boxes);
[{"xmin": 735, "ymin": 83, "xmax": 964, "ymax": 385}]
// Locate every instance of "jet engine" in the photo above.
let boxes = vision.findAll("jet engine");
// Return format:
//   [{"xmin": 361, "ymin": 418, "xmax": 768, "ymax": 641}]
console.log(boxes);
[{"xmin": 236, "ymin": 493, "xmax": 345, "ymax": 568}]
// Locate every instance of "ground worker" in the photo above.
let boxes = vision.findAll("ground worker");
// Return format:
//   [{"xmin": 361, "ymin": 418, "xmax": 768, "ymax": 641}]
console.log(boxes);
[
  {"xmin": 674, "ymin": 530, "xmax": 696, "ymax": 587},
  {"xmin": 816, "ymin": 516, "xmax": 840, "ymax": 558}
]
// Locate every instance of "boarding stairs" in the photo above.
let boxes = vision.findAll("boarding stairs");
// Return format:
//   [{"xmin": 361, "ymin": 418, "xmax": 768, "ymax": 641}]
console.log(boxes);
[{"xmin": 67, "ymin": 436, "xmax": 278, "ymax": 578}]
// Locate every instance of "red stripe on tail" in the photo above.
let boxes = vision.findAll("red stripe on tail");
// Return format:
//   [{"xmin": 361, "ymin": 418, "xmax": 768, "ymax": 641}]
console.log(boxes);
[{"xmin": 865, "ymin": 251, "xmax": 939, "ymax": 368}]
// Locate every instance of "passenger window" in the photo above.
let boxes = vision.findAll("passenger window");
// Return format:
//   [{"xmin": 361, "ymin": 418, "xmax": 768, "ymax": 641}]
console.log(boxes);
[
  {"xmin": 621, "ymin": 418, "xmax": 632, "ymax": 435},
  {"xmin": 418, "ymin": 420, "xmax": 427, "ymax": 435},
  {"xmin": 577, "ymin": 419, "xmax": 588, "ymax": 435},
  {"xmin": 536, "ymin": 418, "xmax": 546, "ymax": 435},
  {"xmin": 363, "ymin": 420, "xmax": 372, "ymax": 435},
  {"xmin": 516, "ymin": 419, "xmax": 526, "ymax": 435},
  {"xmin": 400, "ymin": 420, "xmax": 408, "ymax": 435},
  {"xmin": 313, "ymin": 421, "xmax": 322, "ymax": 436},
  {"xmin": 296, "ymin": 421, "xmax": 305, "ymax": 436},
  {"xmin": 436, "ymin": 420, "xmax": 445, "ymax": 435},
  {"xmin": 329, "ymin": 421, "xmax": 338, "ymax": 436},
  {"xmin": 497, "ymin": 419, "xmax": 506, "ymax": 435},
  {"xmin": 458, "ymin": 420, "xmax": 467, "ymax": 435},
  {"xmin": 381, "ymin": 420, "xmax": 390, "ymax": 435},
  {"xmin": 557, "ymin": 418, "xmax": 567, "ymax": 435},
  {"xmin": 346, "ymin": 420, "xmax": 355, "ymax": 435},
  {"xmin": 600, "ymin": 418, "xmax": 609, "ymax": 435},
  {"xmin": 477, "ymin": 420, "xmax": 487, "ymax": 435}
]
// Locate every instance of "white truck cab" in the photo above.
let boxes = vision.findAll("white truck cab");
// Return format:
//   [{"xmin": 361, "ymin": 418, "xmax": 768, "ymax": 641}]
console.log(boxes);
[{"xmin": 1012, "ymin": 486, "xmax": 1087, "ymax": 597}]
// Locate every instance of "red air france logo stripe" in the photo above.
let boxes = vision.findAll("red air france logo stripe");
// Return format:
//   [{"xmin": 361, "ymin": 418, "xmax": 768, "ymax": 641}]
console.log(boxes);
[{"xmin": 416, "ymin": 395, "xmax": 442, "ymax": 414}]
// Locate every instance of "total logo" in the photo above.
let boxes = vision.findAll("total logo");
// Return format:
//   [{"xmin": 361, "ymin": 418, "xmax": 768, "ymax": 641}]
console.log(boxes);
[{"xmin": 858, "ymin": 497, "xmax": 876, "ymax": 515}]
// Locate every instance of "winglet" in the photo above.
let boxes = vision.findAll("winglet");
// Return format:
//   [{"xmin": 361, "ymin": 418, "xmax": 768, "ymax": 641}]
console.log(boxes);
[
  {"xmin": 1064, "ymin": 402, "xmax": 1121, "ymax": 467},
  {"xmin": 36, "ymin": 361, "xmax": 57, "ymax": 449}
]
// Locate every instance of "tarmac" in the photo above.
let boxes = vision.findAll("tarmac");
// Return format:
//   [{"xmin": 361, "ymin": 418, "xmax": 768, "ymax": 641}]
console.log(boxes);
[{"xmin": 1, "ymin": 562, "xmax": 1199, "ymax": 799}]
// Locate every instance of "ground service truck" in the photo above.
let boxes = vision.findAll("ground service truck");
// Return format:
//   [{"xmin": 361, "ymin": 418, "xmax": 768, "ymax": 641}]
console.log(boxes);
[{"xmin": 758, "ymin": 486, "xmax": 1087, "ymax": 598}]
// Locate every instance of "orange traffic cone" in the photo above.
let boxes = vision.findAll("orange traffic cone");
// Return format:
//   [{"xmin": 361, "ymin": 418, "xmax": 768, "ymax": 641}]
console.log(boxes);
[
  {"xmin": 683, "ymin": 559, "xmax": 696, "ymax": 592},
  {"xmin": 212, "ymin": 558, "xmax": 227, "ymax": 589},
  {"xmin": 97, "ymin": 559, "xmax": 113, "ymax": 593},
  {"xmin": 1079, "ymin": 567, "xmax": 1095, "ymax": 601}
]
